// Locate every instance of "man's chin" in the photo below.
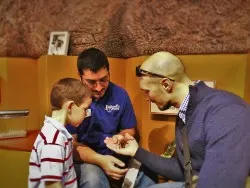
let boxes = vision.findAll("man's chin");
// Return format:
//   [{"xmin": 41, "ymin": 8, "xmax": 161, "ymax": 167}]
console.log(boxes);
[
  {"xmin": 158, "ymin": 106, "xmax": 168, "ymax": 111},
  {"xmin": 158, "ymin": 103, "xmax": 172, "ymax": 111},
  {"xmin": 93, "ymin": 92, "xmax": 105, "ymax": 100}
]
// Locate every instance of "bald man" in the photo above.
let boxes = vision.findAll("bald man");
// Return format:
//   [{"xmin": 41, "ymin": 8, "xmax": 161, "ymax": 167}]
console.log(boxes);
[{"xmin": 105, "ymin": 52, "xmax": 250, "ymax": 188}]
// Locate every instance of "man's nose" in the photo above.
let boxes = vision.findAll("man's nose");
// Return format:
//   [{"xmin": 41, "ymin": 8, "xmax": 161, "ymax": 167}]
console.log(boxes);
[{"xmin": 94, "ymin": 82, "xmax": 103, "ymax": 92}]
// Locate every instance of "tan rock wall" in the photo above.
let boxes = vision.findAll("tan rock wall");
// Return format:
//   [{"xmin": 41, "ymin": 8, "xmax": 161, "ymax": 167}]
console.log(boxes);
[{"xmin": 0, "ymin": 0, "xmax": 249, "ymax": 58}]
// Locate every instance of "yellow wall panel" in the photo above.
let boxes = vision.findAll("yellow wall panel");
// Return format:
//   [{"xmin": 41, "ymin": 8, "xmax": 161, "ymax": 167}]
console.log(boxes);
[
  {"xmin": 1, "ymin": 54, "xmax": 248, "ymax": 154},
  {"xmin": 37, "ymin": 55, "xmax": 49, "ymax": 127},
  {"xmin": 0, "ymin": 58, "xmax": 8, "ymax": 106},
  {"xmin": 124, "ymin": 57, "xmax": 144, "ymax": 137},
  {"xmin": 245, "ymin": 53, "xmax": 250, "ymax": 103},
  {"xmin": 108, "ymin": 57, "xmax": 126, "ymax": 88},
  {"xmin": 0, "ymin": 149, "xmax": 30, "ymax": 188},
  {"xmin": 178, "ymin": 54, "xmax": 247, "ymax": 98},
  {"xmin": 0, "ymin": 58, "xmax": 39, "ymax": 130}
]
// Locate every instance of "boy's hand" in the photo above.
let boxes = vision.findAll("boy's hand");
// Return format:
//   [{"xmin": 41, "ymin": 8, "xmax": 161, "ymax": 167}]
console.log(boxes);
[{"xmin": 104, "ymin": 133, "xmax": 139, "ymax": 157}]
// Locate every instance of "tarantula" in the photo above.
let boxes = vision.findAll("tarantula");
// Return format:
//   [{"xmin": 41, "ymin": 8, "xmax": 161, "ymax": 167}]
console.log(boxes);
[{"xmin": 119, "ymin": 139, "xmax": 128, "ymax": 149}]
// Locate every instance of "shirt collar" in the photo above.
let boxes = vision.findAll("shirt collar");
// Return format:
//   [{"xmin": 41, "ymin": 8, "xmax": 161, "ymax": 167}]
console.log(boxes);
[
  {"xmin": 178, "ymin": 93, "xmax": 190, "ymax": 123},
  {"xmin": 178, "ymin": 80, "xmax": 201, "ymax": 123},
  {"xmin": 44, "ymin": 116, "xmax": 73, "ymax": 139}
]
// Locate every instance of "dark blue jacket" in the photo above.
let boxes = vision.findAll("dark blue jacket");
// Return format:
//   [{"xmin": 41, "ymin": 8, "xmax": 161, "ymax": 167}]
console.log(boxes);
[{"xmin": 135, "ymin": 82, "xmax": 250, "ymax": 188}]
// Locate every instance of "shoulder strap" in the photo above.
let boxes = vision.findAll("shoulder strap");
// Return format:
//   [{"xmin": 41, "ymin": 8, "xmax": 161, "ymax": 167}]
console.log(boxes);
[{"xmin": 182, "ymin": 126, "xmax": 193, "ymax": 188}]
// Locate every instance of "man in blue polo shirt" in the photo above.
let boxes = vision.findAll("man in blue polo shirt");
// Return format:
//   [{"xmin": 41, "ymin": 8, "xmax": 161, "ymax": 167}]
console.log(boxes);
[{"xmin": 66, "ymin": 48, "xmax": 139, "ymax": 188}]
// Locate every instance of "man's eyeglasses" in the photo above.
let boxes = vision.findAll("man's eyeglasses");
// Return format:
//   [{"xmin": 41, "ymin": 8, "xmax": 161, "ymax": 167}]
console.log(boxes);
[
  {"xmin": 135, "ymin": 65, "xmax": 175, "ymax": 81},
  {"xmin": 81, "ymin": 75, "xmax": 110, "ymax": 87}
]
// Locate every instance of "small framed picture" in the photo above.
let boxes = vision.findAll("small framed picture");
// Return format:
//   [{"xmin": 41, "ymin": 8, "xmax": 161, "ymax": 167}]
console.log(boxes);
[
  {"xmin": 150, "ymin": 80, "xmax": 216, "ymax": 115},
  {"xmin": 48, "ymin": 31, "xmax": 70, "ymax": 55}
]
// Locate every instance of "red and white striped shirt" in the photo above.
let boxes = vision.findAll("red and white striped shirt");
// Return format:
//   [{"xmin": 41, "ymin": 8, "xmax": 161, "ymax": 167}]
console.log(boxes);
[{"xmin": 28, "ymin": 116, "xmax": 77, "ymax": 188}]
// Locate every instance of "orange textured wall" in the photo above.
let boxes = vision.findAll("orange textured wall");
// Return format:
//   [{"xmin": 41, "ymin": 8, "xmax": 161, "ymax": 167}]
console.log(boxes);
[{"xmin": 1, "ymin": 1, "xmax": 249, "ymax": 58}]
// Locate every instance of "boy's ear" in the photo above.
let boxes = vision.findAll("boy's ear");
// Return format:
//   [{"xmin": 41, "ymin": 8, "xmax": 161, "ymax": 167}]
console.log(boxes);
[{"xmin": 63, "ymin": 101, "xmax": 74, "ymax": 113}]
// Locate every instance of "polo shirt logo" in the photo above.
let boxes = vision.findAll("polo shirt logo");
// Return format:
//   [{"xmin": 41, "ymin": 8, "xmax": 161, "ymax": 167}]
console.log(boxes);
[{"xmin": 105, "ymin": 104, "xmax": 120, "ymax": 112}]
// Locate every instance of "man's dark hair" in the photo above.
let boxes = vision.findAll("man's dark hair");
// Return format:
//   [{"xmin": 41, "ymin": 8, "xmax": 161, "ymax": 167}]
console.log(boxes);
[{"xmin": 77, "ymin": 48, "xmax": 110, "ymax": 75}]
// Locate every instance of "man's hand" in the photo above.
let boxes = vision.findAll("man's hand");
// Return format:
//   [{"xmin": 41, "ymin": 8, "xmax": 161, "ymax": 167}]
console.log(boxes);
[
  {"xmin": 98, "ymin": 155, "xmax": 128, "ymax": 180},
  {"xmin": 104, "ymin": 133, "xmax": 139, "ymax": 157},
  {"xmin": 111, "ymin": 134, "xmax": 125, "ymax": 145}
]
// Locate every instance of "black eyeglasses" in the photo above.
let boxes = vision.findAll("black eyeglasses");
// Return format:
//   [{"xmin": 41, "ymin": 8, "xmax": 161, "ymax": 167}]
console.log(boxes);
[
  {"xmin": 136, "ymin": 65, "xmax": 175, "ymax": 81},
  {"xmin": 80, "ymin": 75, "xmax": 110, "ymax": 87}
]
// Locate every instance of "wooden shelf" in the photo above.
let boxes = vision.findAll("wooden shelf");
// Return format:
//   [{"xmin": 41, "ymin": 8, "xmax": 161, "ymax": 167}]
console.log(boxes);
[{"xmin": 0, "ymin": 130, "xmax": 39, "ymax": 152}]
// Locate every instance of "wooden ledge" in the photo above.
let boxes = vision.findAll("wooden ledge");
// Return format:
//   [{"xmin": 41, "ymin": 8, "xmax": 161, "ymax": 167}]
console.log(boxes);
[{"xmin": 0, "ymin": 130, "xmax": 39, "ymax": 152}]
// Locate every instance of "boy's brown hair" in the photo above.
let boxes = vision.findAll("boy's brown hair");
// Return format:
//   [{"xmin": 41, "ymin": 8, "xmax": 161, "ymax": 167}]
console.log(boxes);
[{"xmin": 50, "ymin": 78, "xmax": 91, "ymax": 110}]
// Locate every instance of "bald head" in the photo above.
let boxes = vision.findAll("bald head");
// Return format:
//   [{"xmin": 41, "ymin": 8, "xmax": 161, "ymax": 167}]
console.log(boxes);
[
  {"xmin": 138, "ymin": 52, "xmax": 192, "ymax": 110},
  {"xmin": 141, "ymin": 52, "xmax": 186, "ymax": 81}
]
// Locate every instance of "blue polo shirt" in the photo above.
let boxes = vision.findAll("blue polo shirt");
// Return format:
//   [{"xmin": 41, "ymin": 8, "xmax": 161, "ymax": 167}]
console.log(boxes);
[{"xmin": 66, "ymin": 82, "xmax": 137, "ymax": 155}]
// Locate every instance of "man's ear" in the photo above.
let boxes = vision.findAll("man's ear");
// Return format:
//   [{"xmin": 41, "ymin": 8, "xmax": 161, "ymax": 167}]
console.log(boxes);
[{"xmin": 161, "ymin": 78, "xmax": 173, "ymax": 92}]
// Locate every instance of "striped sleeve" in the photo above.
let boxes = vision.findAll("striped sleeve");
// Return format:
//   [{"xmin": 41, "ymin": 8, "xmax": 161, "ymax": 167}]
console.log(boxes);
[{"xmin": 40, "ymin": 144, "xmax": 65, "ymax": 182}]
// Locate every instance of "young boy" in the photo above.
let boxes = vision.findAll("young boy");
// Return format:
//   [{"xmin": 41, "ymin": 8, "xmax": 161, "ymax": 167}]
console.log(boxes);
[{"xmin": 28, "ymin": 78, "xmax": 92, "ymax": 188}]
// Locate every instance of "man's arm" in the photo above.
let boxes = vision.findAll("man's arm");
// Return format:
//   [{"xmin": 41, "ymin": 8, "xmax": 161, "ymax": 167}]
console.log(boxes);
[
  {"xmin": 135, "ymin": 147, "xmax": 184, "ymax": 181},
  {"xmin": 197, "ymin": 104, "xmax": 250, "ymax": 188},
  {"xmin": 105, "ymin": 133, "xmax": 184, "ymax": 181},
  {"xmin": 119, "ymin": 128, "xmax": 135, "ymax": 137},
  {"xmin": 112, "ymin": 127, "xmax": 136, "ymax": 143}
]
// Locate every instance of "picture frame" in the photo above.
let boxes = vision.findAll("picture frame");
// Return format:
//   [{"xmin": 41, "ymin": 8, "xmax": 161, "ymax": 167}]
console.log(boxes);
[
  {"xmin": 150, "ymin": 80, "xmax": 216, "ymax": 115},
  {"xmin": 48, "ymin": 31, "xmax": 70, "ymax": 55}
]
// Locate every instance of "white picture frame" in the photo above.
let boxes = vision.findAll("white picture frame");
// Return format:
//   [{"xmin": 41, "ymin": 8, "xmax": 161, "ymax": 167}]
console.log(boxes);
[
  {"xmin": 150, "ymin": 80, "xmax": 216, "ymax": 115},
  {"xmin": 48, "ymin": 31, "xmax": 70, "ymax": 55}
]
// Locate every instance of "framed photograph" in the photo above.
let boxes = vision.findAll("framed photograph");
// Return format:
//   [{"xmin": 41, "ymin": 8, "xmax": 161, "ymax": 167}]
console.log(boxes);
[
  {"xmin": 48, "ymin": 31, "xmax": 70, "ymax": 55},
  {"xmin": 150, "ymin": 80, "xmax": 216, "ymax": 115}
]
